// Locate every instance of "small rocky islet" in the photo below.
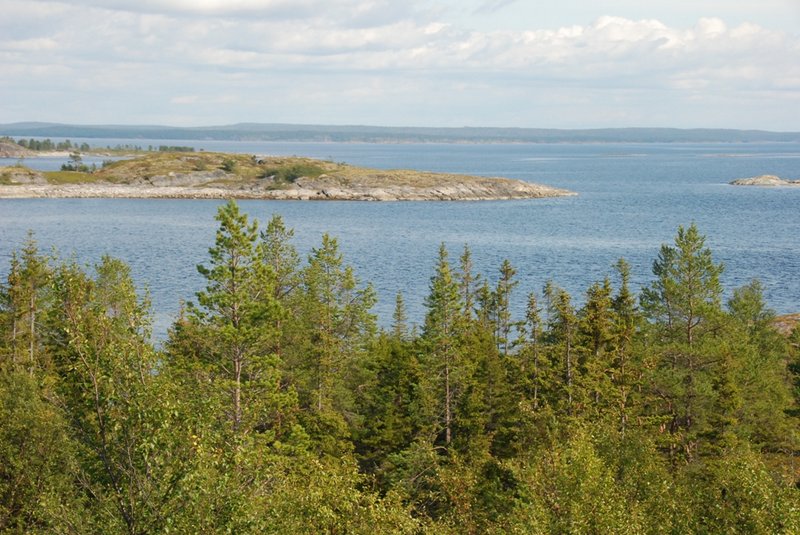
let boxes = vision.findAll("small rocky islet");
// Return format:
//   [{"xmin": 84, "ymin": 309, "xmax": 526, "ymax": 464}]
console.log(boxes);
[
  {"xmin": 730, "ymin": 174, "xmax": 800, "ymax": 187},
  {"xmin": 0, "ymin": 151, "xmax": 574, "ymax": 201}
]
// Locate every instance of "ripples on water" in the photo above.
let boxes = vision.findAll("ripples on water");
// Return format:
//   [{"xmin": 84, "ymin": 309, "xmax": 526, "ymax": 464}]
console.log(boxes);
[{"xmin": 1, "ymin": 141, "xmax": 799, "ymax": 339}]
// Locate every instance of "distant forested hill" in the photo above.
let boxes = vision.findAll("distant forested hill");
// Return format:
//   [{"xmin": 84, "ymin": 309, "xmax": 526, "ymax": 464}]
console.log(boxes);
[{"xmin": 2, "ymin": 122, "xmax": 799, "ymax": 143}]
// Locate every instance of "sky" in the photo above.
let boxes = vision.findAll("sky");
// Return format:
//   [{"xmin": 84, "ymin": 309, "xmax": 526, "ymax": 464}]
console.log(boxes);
[{"xmin": 1, "ymin": 0, "xmax": 799, "ymax": 130}]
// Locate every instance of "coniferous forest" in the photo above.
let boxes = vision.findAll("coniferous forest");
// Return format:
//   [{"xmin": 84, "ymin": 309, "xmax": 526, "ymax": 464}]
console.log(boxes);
[{"xmin": 1, "ymin": 200, "xmax": 798, "ymax": 534}]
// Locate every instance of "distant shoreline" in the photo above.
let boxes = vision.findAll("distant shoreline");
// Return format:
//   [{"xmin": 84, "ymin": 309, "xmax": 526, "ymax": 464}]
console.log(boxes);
[{"xmin": 3, "ymin": 122, "xmax": 799, "ymax": 145}]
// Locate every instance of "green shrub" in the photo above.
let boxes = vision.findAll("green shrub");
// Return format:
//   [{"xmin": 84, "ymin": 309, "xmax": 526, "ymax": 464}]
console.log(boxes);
[
  {"xmin": 220, "ymin": 158, "xmax": 237, "ymax": 172},
  {"xmin": 262, "ymin": 163, "xmax": 325, "ymax": 183}
]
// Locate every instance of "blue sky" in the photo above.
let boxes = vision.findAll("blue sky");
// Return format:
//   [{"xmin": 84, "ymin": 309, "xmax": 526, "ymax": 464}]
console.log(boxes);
[{"xmin": 2, "ymin": 0, "xmax": 799, "ymax": 130}]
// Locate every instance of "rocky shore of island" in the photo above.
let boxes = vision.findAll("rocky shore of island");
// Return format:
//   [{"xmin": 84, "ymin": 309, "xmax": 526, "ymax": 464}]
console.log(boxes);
[
  {"xmin": 0, "ymin": 174, "xmax": 573, "ymax": 201},
  {"xmin": 730, "ymin": 174, "xmax": 800, "ymax": 187}
]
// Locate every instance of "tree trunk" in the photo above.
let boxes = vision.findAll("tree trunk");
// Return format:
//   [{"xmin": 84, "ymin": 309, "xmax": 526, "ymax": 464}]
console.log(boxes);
[
  {"xmin": 233, "ymin": 351, "xmax": 242, "ymax": 431},
  {"xmin": 445, "ymin": 362, "xmax": 452, "ymax": 445},
  {"xmin": 29, "ymin": 294, "xmax": 35, "ymax": 370}
]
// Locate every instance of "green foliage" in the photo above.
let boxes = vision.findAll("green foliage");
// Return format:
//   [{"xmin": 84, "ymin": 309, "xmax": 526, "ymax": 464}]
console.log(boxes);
[
  {"xmin": 158, "ymin": 145, "xmax": 194, "ymax": 152},
  {"xmin": 60, "ymin": 151, "xmax": 92, "ymax": 172},
  {"xmin": 170, "ymin": 200, "xmax": 294, "ymax": 437},
  {"xmin": 1, "ymin": 215, "xmax": 798, "ymax": 533},
  {"xmin": 0, "ymin": 371, "xmax": 86, "ymax": 532},
  {"xmin": 220, "ymin": 157, "xmax": 237, "ymax": 172},
  {"xmin": 262, "ymin": 162, "xmax": 325, "ymax": 183}
]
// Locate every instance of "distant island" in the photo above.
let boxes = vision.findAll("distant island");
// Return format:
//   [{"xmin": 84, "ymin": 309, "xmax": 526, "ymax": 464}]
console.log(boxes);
[
  {"xmin": 730, "ymin": 175, "xmax": 800, "ymax": 187},
  {"xmin": 2, "ymin": 121, "xmax": 800, "ymax": 144},
  {"xmin": 0, "ymin": 151, "xmax": 574, "ymax": 201}
]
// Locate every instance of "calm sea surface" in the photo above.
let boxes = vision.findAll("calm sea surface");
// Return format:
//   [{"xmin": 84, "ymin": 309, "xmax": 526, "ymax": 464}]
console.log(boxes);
[{"xmin": 2, "ymin": 140, "xmax": 799, "ymax": 339}]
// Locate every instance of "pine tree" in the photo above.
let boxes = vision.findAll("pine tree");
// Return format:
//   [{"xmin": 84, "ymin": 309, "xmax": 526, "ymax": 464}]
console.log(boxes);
[
  {"xmin": 641, "ymin": 223, "xmax": 723, "ymax": 347},
  {"xmin": 723, "ymin": 280, "xmax": 797, "ymax": 452},
  {"xmin": 353, "ymin": 330, "xmax": 421, "ymax": 479},
  {"xmin": 257, "ymin": 214, "xmax": 301, "ymax": 361},
  {"xmin": 170, "ymin": 200, "xmax": 291, "ymax": 437},
  {"xmin": 259, "ymin": 213, "xmax": 300, "ymax": 303},
  {"xmin": 641, "ymin": 224, "xmax": 725, "ymax": 461}
]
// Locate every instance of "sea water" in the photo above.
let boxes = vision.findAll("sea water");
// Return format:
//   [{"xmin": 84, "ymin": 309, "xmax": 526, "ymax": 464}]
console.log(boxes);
[{"xmin": 1, "ymin": 141, "xmax": 799, "ymax": 339}]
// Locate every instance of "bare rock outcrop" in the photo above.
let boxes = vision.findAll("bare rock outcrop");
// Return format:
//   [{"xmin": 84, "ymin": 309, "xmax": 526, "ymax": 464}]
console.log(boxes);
[
  {"xmin": 0, "ymin": 141, "xmax": 35, "ymax": 158},
  {"xmin": 135, "ymin": 170, "xmax": 230, "ymax": 187},
  {"xmin": 0, "ymin": 166, "xmax": 47, "ymax": 185}
]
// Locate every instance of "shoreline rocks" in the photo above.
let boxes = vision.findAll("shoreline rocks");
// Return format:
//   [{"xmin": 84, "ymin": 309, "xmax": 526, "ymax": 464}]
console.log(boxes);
[{"xmin": 0, "ymin": 178, "xmax": 574, "ymax": 201}]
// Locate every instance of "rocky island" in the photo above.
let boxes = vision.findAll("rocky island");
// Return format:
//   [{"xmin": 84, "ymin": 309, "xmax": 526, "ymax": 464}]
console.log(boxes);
[
  {"xmin": 0, "ymin": 151, "xmax": 574, "ymax": 201},
  {"xmin": 730, "ymin": 174, "xmax": 800, "ymax": 187}
]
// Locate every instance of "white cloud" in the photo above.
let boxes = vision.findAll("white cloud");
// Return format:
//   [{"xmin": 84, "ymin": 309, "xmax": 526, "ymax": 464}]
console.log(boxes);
[{"xmin": 1, "ymin": 0, "xmax": 799, "ymax": 128}]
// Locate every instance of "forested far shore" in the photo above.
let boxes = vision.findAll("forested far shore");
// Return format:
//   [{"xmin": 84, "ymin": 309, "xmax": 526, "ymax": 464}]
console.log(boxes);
[
  {"xmin": 3, "ymin": 124, "xmax": 800, "ymax": 143},
  {"xmin": 1, "ymin": 201, "xmax": 798, "ymax": 533},
  {"xmin": 0, "ymin": 135, "xmax": 194, "ymax": 156}
]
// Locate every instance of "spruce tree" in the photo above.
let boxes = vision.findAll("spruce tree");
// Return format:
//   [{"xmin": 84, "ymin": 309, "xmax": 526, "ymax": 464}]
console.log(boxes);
[
  {"xmin": 544, "ymin": 282, "xmax": 578, "ymax": 415},
  {"xmin": 291, "ymin": 233, "xmax": 376, "ymax": 453},
  {"xmin": 421, "ymin": 244, "xmax": 464, "ymax": 447},
  {"xmin": 392, "ymin": 291, "xmax": 409, "ymax": 340},
  {"xmin": 578, "ymin": 278, "xmax": 615, "ymax": 416},
  {"xmin": 493, "ymin": 259, "xmax": 519, "ymax": 357}
]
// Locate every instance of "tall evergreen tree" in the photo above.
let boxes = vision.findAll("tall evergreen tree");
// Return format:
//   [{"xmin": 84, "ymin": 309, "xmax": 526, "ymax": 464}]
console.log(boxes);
[
  {"xmin": 641, "ymin": 224, "xmax": 726, "ymax": 461},
  {"xmin": 517, "ymin": 291, "xmax": 546, "ymax": 410},
  {"xmin": 257, "ymin": 214, "xmax": 302, "ymax": 360},
  {"xmin": 421, "ymin": 244, "xmax": 465, "ymax": 447},
  {"xmin": 641, "ymin": 223, "xmax": 723, "ymax": 346},
  {"xmin": 578, "ymin": 278, "xmax": 615, "ymax": 416},
  {"xmin": 0, "ymin": 236, "xmax": 52, "ymax": 373},
  {"xmin": 392, "ymin": 292, "xmax": 409, "ymax": 340},
  {"xmin": 457, "ymin": 245, "xmax": 478, "ymax": 319},
  {"xmin": 610, "ymin": 259, "xmax": 640, "ymax": 435},
  {"xmin": 493, "ymin": 259, "xmax": 519, "ymax": 357},
  {"xmin": 290, "ymin": 233, "xmax": 376, "ymax": 453},
  {"xmin": 544, "ymin": 282, "xmax": 578, "ymax": 415},
  {"xmin": 169, "ymin": 200, "xmax": 293, "ymax": 438}
]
